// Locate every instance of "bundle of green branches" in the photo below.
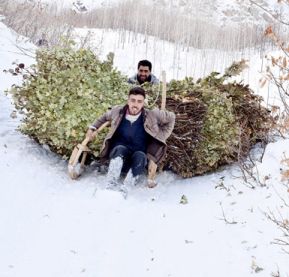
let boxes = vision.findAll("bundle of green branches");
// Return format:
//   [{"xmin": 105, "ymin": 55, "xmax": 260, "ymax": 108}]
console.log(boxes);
[
  {"xmin": 9, "ymin": 41, "xmax": 273, "ymax": 177},
  {"xmin": 221, "ymin": 82, "xmax": 272, "ymax": 160},
  {"xmin": 9, "ymin": 42, "xmax": 130, "ymax": 157}
]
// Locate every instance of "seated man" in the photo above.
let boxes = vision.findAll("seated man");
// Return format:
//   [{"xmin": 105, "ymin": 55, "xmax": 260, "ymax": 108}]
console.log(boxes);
[
  {"xmin": 128, "ymin": 60, "xmax": 159, "ymax": 85},
  {"xmin": 86, "ymin": 87, "xmax": 175, "ymax": 187}
]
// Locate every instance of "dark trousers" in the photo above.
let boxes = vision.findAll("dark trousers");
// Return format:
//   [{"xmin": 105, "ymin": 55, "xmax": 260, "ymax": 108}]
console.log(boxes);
[{"xmin": 109, "ymin": 145, "xmax": 147, "ymax": 177}]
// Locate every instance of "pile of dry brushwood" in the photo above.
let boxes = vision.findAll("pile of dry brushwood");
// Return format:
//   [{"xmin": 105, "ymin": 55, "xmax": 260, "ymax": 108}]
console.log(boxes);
[
  {"xmin": 146, "ymin": 61, "xmax": 273, "ymax": 177},
  {"xmin": 158, "ymin": 96, "xmax": 207, "ymax": 177}
]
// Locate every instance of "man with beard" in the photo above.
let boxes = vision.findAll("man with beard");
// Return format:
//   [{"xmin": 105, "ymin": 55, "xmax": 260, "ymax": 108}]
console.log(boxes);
[
  {"xmin": 86, "ymin": 87, "xmax": 175, "ymax": 188},
  {"xmin": 128, "ymin": 60, "xmax": 159, "ymax": 85}
]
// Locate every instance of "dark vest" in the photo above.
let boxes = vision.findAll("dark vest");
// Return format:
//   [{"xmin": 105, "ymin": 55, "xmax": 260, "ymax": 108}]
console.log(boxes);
[{"xmin": 112, "ymin": 113, "xmax": 148, "ymax": 153}]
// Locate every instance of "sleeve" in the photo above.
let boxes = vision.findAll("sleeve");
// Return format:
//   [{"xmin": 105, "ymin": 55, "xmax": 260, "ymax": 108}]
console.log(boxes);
[
  {"xmin": 154, "ymin": 109, "xmax": 176, "ymax": 140},
  {"xmin": 128, "ymin": 74, "xmax": 137, "ymax": 84},
  {"xmin": 90, "ymin": 109, "xmax": 113, "ymax": 130}
]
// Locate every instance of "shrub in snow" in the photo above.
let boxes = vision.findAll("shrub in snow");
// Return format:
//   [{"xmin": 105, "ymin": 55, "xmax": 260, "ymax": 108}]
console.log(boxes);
[{"xmin": 10, "ymin": 42, "xmax": 129, "ymax": 158}]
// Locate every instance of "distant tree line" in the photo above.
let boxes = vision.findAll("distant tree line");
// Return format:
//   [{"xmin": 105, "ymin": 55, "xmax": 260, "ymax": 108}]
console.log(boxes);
[{"xmin": 0, "ymin": 0, "xmax": 282, "ymax": 52}]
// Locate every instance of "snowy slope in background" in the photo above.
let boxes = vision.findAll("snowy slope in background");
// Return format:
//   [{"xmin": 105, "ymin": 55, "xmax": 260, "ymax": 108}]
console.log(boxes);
[
  {"xmin": 73, "ymin": 27, "xmax": 256, "ymax": 80},
  {"xmin": 147, "ymin": 0, "xmax": 289, "ymax": 26},
  {"xmin": 0, "ymin": 22, "xmax": 36, "ymax": 73},
  {"xmin": 21, "ymin": 0, "xmax": 289, "ymax": 27},
  {"xmin": 1, "ymin": 21, "xmax": 289, "ymax": 277},
  {"xmin": 73, "ymin": 27, "xmax": 278, "ymax": 107}
]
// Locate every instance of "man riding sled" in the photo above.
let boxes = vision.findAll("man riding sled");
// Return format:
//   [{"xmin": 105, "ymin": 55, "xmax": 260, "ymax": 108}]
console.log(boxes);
[{"xmin": 86, "ymin": 87, "xmax": 175, "ymax": 188}]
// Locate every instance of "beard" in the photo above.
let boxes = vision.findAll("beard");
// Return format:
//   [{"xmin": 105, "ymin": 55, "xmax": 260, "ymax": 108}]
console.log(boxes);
[
  {"xmin": 137, "ymin": 74, "xmax": 151, "ymax": 84},
  {"xmin": 129, "ymin": 107, "xmax": 139, "ymax": 115}
]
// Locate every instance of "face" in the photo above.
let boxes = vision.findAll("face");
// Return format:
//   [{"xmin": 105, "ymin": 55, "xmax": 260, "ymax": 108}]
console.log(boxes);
[
  {"xmin": 127, "ymin": 94, "xmax": 145, "ymax": 115},
  {"xmin": 137, "ymin": 65, "xmax": 151, "ymax": 82}
]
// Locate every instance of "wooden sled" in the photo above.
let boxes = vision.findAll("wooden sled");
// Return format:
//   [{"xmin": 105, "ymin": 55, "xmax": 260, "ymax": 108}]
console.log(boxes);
[{"xmin": 68, "ymin": 121, "xmax": 110, "ymax": 179}]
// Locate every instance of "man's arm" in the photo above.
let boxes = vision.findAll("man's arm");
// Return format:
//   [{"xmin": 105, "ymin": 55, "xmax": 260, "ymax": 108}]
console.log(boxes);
[
  {"xmin": 86, "ymin": 109, "xmax": 113, "ymax": 141},
  {"xmin": 127, "ymin": 74, "xmax": 137, "ymax": 84},
  {"xmin": 91, "ymin": 109, "xmax": 113, "ymax": 130}
]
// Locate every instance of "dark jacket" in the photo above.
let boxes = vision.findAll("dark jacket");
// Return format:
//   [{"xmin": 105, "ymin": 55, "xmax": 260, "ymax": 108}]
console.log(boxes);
[
  {"xmin": 92, "ymin": 105, "xmax": 175, "ymax": 164},
  {"xmin": 128, "ymin": 74, "xmax": 160, "ymax": 85},
  {"xmin": 111, "ymin": 113, "xmax": 148, "ymax": 153}
]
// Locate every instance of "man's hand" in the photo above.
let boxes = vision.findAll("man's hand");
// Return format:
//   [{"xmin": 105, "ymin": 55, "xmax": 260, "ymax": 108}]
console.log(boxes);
[{"xmin": 86, "ymin": 129, "xmax": 97, "ymax": 142}]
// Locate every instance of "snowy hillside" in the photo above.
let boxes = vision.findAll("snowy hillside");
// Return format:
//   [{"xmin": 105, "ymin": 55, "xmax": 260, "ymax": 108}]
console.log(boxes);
[
  {"xmin": 73, "ymin": 27, "xmax": 258, "ymax": 81},
  {"xmin": 73, "ymin": 26, "xmax": 278, "ymax": 104},
  {"xmin": 147, "ymin": 0, "xmax": 289, "ymax": 26},
  {"xmin": 1, "ymin": 19, "xmax": 289, "ymax": 277},
  {"xmin": 21, "ymin": 0, "xmax": 289, "ymax": 27}
]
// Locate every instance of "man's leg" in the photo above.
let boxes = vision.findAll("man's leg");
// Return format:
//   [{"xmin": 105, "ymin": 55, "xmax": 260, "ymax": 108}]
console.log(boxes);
[
  {"xmin": 107, "ymin": 145, "xmax": 130, "ymax": 182},
  {"xmin": 124, "ymin": 151, "xmax": 147, "ymax": 186}
]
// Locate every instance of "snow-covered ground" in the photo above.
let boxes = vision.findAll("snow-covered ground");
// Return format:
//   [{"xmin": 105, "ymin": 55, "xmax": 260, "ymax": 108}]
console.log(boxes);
[{"xmin": 1, "ymin": 20, "xmax": 289, "ymax": 277}]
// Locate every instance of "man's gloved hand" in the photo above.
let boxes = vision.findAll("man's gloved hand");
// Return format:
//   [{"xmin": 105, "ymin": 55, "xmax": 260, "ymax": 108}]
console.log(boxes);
[{"xmin": 86, "ymin": 128, "xmax": 97, "ymax": 142}]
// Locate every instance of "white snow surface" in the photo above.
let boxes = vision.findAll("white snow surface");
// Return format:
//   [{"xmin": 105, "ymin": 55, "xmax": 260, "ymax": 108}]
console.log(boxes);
[{"xmin": 1, "ymin": 21, "xmax": 289, "ymax": 277}]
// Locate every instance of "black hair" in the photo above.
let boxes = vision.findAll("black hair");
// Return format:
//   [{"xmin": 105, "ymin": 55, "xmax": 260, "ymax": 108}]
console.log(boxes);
[
  {"xmin": 137, "ymin": 60, "xmax": 152, "ymax": 71},
  {"xmin": 128, "ymin": 87, "xmax": 146, "ymax": 98}
]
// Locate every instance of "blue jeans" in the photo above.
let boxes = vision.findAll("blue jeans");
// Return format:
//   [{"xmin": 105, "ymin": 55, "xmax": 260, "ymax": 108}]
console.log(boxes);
[{"xmin": 109, "ymin": 145, "xmax": 147, "ymax": 177}]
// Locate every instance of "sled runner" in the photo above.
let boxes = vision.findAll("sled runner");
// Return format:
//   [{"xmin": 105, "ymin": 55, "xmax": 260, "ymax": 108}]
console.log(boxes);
[{"xmin": 68, "ymin": 121, "xmax": 110, "ymax": 179}]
